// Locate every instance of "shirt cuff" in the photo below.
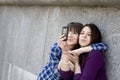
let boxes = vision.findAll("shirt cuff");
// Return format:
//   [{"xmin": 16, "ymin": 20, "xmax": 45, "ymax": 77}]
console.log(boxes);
[{"xmin": 74, "ymin": 73, "xmax": 81, "ymax": 80}]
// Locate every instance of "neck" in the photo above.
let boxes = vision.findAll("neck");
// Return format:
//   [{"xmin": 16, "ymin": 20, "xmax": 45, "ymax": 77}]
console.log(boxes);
[{"xmin": 67, "ymin": 45, "xmax": 74, "ymax": 50}]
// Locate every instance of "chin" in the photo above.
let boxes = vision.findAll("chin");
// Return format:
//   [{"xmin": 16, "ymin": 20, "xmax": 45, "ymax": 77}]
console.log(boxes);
[
  {"xmin": 80, "ymin": 43, "xmax": 89, "ymax": 47},
  {"xmin": 67, "ymin": 42, "xmax": 76, "ymax": 46},
  {"xmin": 67, "ymin": 43, "xmax": 74, "ymax": 46}
]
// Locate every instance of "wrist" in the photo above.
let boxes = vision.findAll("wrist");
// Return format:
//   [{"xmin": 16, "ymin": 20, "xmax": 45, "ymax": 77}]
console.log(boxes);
[
  {"xmin": 80, "ymin": 46, "xmax": 92, "ymax": 53},
  {"xmin": 61, "ymin": 54, "xmax": 69, "ymax": 61},
  {"xmin": 75, "ymin": 61, "xmax": 79, "ymax": 65},
  {"xmin": 60, "ymin": 60, "xmax": 70, "ymax": 65}
]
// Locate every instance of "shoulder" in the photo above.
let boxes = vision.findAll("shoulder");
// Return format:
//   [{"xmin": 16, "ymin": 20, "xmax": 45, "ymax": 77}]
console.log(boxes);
[
  {"xmin": 51, "ymin": 42, "xmax": 58, "ymax": 48},
  {"xmin": 87, "ymin": 50, "xmax": 104, "ymax": 62},
  {"xmin": 88, "ymin": 50, "xmax": 102, "ymax": 56},
  {"xmin": 51, "ymin": 42, "xmax": 61, "ymax": 52}
]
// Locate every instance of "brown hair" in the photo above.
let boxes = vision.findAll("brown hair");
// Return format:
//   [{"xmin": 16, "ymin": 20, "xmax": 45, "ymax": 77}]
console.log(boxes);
[
  {"xmin": 79, "ymin": 23, "xmax": 102, "ymax": 65},
  {"xmin": 66, "ymin": 22, "xmax": 83, "ymax": 50}
]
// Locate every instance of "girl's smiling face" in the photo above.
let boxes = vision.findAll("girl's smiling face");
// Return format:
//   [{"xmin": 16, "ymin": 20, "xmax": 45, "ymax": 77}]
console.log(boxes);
[
  {"xmin": 67, "ymin": 29, "xmax": 79, "ymax": 48},
  {"xmin": 79, "ymin": 26, "xmax": 91, "ymax": 47}
]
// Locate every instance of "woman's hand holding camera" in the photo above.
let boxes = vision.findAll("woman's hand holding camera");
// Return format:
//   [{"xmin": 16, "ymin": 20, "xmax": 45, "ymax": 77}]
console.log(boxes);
[{"xmin": 58, "ymin": 35, "xmax": 69, "ymax": 53}]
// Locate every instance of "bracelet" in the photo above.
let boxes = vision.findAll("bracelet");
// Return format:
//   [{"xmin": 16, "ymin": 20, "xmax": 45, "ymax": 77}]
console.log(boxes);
[{"xmin": 60, "ymin": 60, "xmax": 70, "ymax": 65}]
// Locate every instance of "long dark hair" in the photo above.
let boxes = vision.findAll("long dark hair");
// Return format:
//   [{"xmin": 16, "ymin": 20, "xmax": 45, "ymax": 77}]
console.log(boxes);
[
  {"xmin": 79, "ymin": 23, "xmax": 102, "ymax": 65},
  {"xmin": 66, "ymin": 22, "xmax": 83, "ymax": 50}
]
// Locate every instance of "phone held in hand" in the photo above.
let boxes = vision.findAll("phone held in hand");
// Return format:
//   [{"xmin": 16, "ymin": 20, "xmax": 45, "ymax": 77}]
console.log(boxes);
[{"xmin": 62, "ymin": 26, "xmax": 68, "ymax": 41}]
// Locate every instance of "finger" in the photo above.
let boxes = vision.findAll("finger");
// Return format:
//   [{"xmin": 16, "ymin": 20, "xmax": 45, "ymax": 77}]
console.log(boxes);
[
  {"xmin": 58, "ymin": 38, "xmax": 66, "ymax": 45},
  {"xmin": 67, "ymin": 51, "xmax": 73, "ymax": 54},
  {"xmin": 68, "ymin": 50, "xmax": 77, "ymax": 55},
  {"xmin": 68, "ymin": 53, "xmax": 79, "ymax": 60},
  {"xmin": 60, "ymin": 34, "xmax": 66, "ymax": 39},
  {"xmin": 69, "ymin": 52, "xmax": 76, "ymax": 56},
  {"xmin": 68, "ymin": 54, "xmax": 75, "ymax": 58},
  {"xmin": 62, "ymin": 37, "xmax": 67, "ymax": 41},
  {"xmin": 61, "ymin": 41, "xmax": 66, "ymax": 46},
  {"xmin": 68, "ymin": 54, "xmax": 76, "ymax": 62},
  {"xmin": 69, "ymin": 54, "xmax": 78, "ymax": 60},
  {"xmin": 68, "ymin": 55, "xmax": 74, "ymax": 61}
]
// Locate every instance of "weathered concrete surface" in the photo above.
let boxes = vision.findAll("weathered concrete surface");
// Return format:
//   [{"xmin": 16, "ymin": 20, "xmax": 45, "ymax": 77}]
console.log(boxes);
[
  {"xmin": 0, "ymin": 0, "xmax": 120, "ymax": 7},
  {"xmin": 0, "ymin": 2, "xmax": 120, "ymax": 80},
  {"xmin": 105, "ymin": 34, "xmax": 120, "ymax": 80},
  {"xmin": 0, "ymin": 6, "xmax": 49, "ymax": 76},
  {"xmin": 0, "ymin": 62, "xmax": 37, "ymax": 80}
]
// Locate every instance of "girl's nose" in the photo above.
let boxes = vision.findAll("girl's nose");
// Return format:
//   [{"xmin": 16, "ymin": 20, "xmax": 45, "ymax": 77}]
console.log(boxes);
[
  {"xmin": 83, "ymin": 34, "xmax": 87, "ymax": 38},
  {"xmin": 68, "ymin": 32, "xmax": 72, "ymax": 37}
]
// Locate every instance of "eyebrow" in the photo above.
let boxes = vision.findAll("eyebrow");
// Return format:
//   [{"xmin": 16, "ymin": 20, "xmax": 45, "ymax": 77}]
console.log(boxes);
[{"xmin": 81, "ymin": 31, "xmax": 91, "ymax": 33}]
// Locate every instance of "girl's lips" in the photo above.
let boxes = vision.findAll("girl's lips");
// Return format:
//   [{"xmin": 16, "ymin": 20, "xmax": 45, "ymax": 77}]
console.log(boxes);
[
  {"xmin": 67, "ymin": 38, "xmax": 73, "ymax": 41},
  {"xmin": 81, "ymin": 39, "xmax": 86, "ymax": 42}
]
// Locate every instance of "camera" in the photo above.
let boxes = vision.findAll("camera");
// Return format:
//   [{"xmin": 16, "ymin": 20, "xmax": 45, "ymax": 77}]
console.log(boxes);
[{"xmin": 62, "ymin": 26, "xmax": 68, "ymax": 41}]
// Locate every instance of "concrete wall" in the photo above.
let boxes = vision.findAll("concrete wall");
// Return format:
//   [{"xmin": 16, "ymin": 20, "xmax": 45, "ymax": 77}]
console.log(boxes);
[
  {"xmin": 0, "ymin": 0, "xmax": 120, "ymax": 80},
  {"xmin": 0, "ymin": 0, "xmax": 120, "ymax": 7}
]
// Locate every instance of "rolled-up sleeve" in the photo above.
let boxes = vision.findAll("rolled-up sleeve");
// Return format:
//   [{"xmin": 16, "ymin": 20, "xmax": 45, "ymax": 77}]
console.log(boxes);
[
  {"xmin": 91, "ymin": 43, "xmax": 108, "ymax": 52},
  {"xmin": 74, "ymin": 51, "xmax": 104, "ymax": 80},
  {"xmin": 59, "ymin": 70, "xmax": 74, "ymax": 80}
]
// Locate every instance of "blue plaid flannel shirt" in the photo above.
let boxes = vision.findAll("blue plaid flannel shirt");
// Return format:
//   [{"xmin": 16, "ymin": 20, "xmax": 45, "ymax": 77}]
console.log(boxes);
[{"xmin": 37, "ymin": 42, "xmax": 107, "ymax": 80}]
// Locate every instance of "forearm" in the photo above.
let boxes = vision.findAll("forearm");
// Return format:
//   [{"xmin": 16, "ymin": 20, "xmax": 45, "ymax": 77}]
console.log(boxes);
[
  {"xmin": 74, "ymin": 63, "xmax": 81, "ymax": 74},
  {"xmin": 82, "ymin": 43, "xmax": 108, "ymax": 52},
  {"xmin": 70, "ymin": 43, "xmax": 107, "ymax": 56},
  {"xmin": 71, "ymin": 46, "xmax": 92, "ymax": 55},
  {"xmin": 91, "ymin": 43, "xmax": 108, "ymax": 51},
  {"xmin": 58, "ymin": 54, "xmax": 71, "ymax": 71},
  {"xmin": 80, "ymin": 46, "xmax": 92, "ymax": 53},
  {"xmin": 77, "ymin": 42, "xmax": 107, "ymax": 53},
  {"xmin": 50, "ymin": 42, "xmax": 62, "ymax": 60}
]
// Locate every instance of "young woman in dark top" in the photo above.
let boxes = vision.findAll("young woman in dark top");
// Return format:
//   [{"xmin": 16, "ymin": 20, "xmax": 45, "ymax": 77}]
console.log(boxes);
[{"xmin": 58, "ymin": 23, "xmax": 107, "ymax": 80}]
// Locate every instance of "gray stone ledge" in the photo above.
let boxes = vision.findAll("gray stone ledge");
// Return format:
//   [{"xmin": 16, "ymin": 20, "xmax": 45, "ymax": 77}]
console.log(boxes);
[{"xmin": 0, "ymin": 0, "xmax": 120, "ymax": 7}]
